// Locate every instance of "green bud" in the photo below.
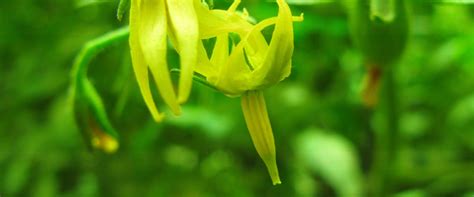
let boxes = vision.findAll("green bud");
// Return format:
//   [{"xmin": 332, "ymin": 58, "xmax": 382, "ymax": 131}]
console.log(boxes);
[
  {"xmin": 70, "ymin": 27, "xmax": 129, "ymax": 153},
  {"xmin": 73, "ymin": 78, "xmax": 119, "ymax": 153},
  {"xmin": 348, "ymin": 0, "xmax": 409, "ymax": 67}
]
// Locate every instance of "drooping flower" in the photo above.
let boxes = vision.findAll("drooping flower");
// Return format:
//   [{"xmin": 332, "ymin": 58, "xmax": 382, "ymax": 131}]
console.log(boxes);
[
  {"xmin": 128, "ymin": 0, "xmax": 302, "ymax": 185},
  {"xmin": 196, "ymin": 0, "xmax": 303, "ymax": 94},
  {"xmin": 192, "ymin": 0, "xmax": 303, "ymax": 185},
  {"xmin": 129, "ymin": 0, "xmax": 200, "ymax": 121}
]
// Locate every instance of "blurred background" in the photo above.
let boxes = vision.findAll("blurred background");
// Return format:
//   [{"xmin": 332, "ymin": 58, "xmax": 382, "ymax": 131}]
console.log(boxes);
[{"xmin": 1, "ymin": 0, "xmax": 474, "ymax": 196}]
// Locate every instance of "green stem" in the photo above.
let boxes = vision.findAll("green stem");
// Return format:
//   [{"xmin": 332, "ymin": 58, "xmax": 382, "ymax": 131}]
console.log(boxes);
[
  {"xmin": 384, "ymin": 66, "xmax": 399, "ymax": 193},
  {"xmin": 368, "ymin": 67, "xmax": 399, "ymax": 196},
  {"xmin": 71, "ymin": 26, "xmax": 130, "ymax": 84},
  {"xmin": 169, "ymin": 68, "xmax": 221, "ymax": 92}
]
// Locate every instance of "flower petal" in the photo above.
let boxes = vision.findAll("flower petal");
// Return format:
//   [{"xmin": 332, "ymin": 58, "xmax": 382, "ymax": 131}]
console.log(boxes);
[
  {"xmin": 195, "ymin": 41, "xmax": 215, "ymax": 77},
  {"xmin": 252, "ymin": 0, "xmax": 295, "ymax": 87},
  {"xmin": 210, "ymin": 34, "xmax": 229, "ymax": 69},
  {"xmin": 194, "ymin": 0, "xmax": 252, "ymax": 39},
  {"xmin": 167, "ymin": 0, "xmax": 199, "ymax": 104},
  {"xmin": 138, "ymin": 0, "xmax": 181, "ymax": 115},
  {"xmin": 211, "ymin": 40, "xmax": 251, "ymax": 96},
  {"xmin": 129, "ymin": 0, "xmax": 164, "ymax": 121},
  {"xmin": 241, "ymin": 90, "xmax": 281, "ymax": 185}
]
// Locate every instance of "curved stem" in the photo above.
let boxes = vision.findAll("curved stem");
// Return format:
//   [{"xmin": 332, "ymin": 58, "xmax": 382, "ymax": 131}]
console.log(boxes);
[{"xmin": 71, "ymin": 26, "xmax": 130, "ymax": 84}]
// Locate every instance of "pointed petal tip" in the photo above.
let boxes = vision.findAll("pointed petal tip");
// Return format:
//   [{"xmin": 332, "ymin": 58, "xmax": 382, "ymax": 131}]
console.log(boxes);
[
  {"xmin": 178, "ymin": 94, "xmax": 189, "ymax": 105},
  {"xmin": 171, "ymin": 105, "xmax": 183, "ymax": 116},
  {"xmin": 143, "ymin": 102, "xmax": 165, "ymax": 122},
  {"xmin": 296, "ymin": 13, "xmax": 304, "ymax": 21},
  {"xmin": 265, "ymin": 160, "xmax": 281, "ymax": 186},
  {"xmin": 151, "ymin": 112, "xmax": 165, "ymax": 123},
  {"xmin": 272, "ymin": 179, "xmax": 282, "ymax": 185},
  {"xmin": 178, "ymin": 78, "xmax": 192, "ymax": 104}
]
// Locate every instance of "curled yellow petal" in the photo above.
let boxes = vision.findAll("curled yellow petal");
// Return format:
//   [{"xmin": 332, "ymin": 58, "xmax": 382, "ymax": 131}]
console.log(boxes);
[
  {"xmin": 167, "ymin": 0, "xmax": 199, "ymax": 104},
  {"xmin": 252, "ymin": 0, "xmax": 295, "ymax": 87},
  {"xmin": 129, "ymin": 0, "xmax": 164, "ymax": 122},
  {"xmin": 241, "ymin": 90, "xmax": 281, "ymax": 185},
  {"xmin": 137, "ymin": 0, "xmax": 181, "ymax": 115},
  {"xmin": 244, "ymin": 14, "xmax": 303, "ymax": 73},
  {"xmin": 194, "ymin": 0, "xmax": 253, "ymax": 39}
]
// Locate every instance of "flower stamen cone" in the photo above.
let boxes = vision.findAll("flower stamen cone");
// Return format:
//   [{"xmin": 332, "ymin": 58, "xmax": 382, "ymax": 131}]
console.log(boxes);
[
  {"xmin": 252, "ymin": 0, "xmax": 295, "ymax": 86},
  {"xmin": 241, "ymin": 90, "xmax": 281, "ymax": 185}
]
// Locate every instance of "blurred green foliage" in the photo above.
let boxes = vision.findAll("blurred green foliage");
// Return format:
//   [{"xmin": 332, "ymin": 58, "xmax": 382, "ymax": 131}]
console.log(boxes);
[{"xmin": 1, "ymin": 0, "xmax": 474, "ymax": 196}]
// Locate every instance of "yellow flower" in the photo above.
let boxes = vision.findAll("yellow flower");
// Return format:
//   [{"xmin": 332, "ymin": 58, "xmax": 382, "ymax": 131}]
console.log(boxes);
[
  {"xmin": 195, "ymin": 0, "xmax": 303, "ymax": 95},
  {"xmin": 193, "ymin": 0, "xmax": 303, "ymax": 185},
  {"xmin": 129, "ymin": 0, "xmax": 200, "ymax": 121},
  {"xmin": 128, "ymin": 0, "xmax": 302, "ymax": 185}
]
